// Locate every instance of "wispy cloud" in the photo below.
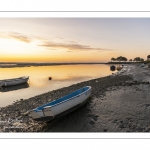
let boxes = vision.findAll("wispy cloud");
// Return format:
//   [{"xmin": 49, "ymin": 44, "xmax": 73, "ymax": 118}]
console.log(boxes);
[
  {"xmin": 0, "ymin": 31, "xmax": 113, "ymax": 52},
  {"xmin": 0, "ymin": 31, "xmax": 31, "ymax": 43},
  {"xmin": 9, "ymin": 32, "xmax": 31, "ymax": 43},
  {"xmin": 39, "ymin": 41, "xmax": 113, "ymax": 52},
  {"xmin": 0, "ymin": 31, "xmax": 8, "ymax": 38}
]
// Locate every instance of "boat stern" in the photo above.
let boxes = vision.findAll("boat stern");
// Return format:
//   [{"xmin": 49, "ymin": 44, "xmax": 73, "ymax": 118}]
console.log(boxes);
[
  {"xmin": 30, "ymin": 107, "xmax": 54, "ymax": 121},
  {"xmin": 43, "ymin": 106, "xmax": 54, "ymax": 117},
  {"xmin": 30, "ymin": 109, "xmax": 44, "ymax": 120}
]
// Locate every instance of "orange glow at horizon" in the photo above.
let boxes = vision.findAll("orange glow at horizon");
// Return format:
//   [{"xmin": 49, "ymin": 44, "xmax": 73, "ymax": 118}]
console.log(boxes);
[
  {"xmin": 0, "ymin": 56, "xmax": 109, "ymax": 63},
  {"xmin": 0, "ymin": 37, "xmax": 112, "ymax": 62},
  {"xmin": 0, "ymin": 50, "xmax": 113, "ymax": 63},
  {"xmin": 0, "ymin": 35, "xmax": 110, "ymax": 62},
  {"xmin": 1, "ymin": 18, "xmax": 150, "ymax": 63},
  {"xmin": 0, "ymin": 36, "xmax": 135, "ymax": 62}
]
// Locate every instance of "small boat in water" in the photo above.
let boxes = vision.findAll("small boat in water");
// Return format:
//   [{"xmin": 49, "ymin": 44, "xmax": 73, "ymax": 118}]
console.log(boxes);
[
  {"xmin": 139, "ymin": 63, "xmax": 145, "ymax": 67},
  {"xmin": 48, "ymin": 77, "xmax": 52, "ymax": 80},
  {"xmin": 30, "ymin": 86, "xmax": 91, "ymax": 121},
  {"xmin": 0, "ymin": 76, "xmax": 29, "ymax": 87},
  {"xmin": 116, "ymin": 65, "xmax": 122, "ymax": 71},
  {"xmin": 110, "ymin": 65, "xmax": 116, "ymax": 71}
]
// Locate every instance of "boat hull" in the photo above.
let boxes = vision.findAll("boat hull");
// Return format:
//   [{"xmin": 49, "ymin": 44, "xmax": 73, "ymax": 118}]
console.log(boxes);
[
  {"xmin": 30, "ymin": 86, "xmax": 91, "ymax": 121},
  {"xmin": 0, "ymin": 76, "xmax": 29, "ymax": 87},
  {"xmin": 33, "ymin": 97, "xmax": 90, "ymax": 121}
]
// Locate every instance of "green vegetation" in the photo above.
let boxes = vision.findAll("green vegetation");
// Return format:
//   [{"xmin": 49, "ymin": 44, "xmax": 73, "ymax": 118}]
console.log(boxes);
[
  {"xmin": 111, "ymin": 56, "xmax": 128, "ymax": 62},
  {"xmin": 133, "ymin": 57, "xmax": 144, "ymax": 62},
  {"xmin": 108, "ymin": 56, "xmax": 150, "ymax": 64},
  {"xmin": 129, "ymin": 59, "xmax": 132, "ymax": 62},
  {"xmin": 111, "ymin": 56, "xmax": 144, "ymax": 63}
]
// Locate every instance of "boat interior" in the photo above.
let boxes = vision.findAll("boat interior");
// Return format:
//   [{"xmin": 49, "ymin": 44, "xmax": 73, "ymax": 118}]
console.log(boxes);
[{"xmin": 34, "ymin": 86, "xmax": 90, "ymax": 112}]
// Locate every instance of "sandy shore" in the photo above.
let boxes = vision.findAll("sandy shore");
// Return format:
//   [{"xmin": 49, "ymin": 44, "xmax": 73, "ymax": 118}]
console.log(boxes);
[{"xmin": 0, "ymin": 64, "xmax": 150, "ymax": 132}]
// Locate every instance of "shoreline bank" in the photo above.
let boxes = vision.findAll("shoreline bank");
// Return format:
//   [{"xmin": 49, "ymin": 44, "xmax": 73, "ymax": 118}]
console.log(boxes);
[
  {"xmin": 0, "ymin": 64, "xmax": 150, "ymax": 132},
  {"xmin": 0, "ymin": 62, "xmax": 136, "ymax": 68},
  {"xmin": 0, "ymin": 62, "xmax": 106, "ymax": 68}
]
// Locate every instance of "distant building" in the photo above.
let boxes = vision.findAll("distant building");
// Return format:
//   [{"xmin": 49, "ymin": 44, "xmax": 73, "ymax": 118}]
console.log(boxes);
[{"xmin": 147, "ymin": 55, "xmax": 150, "ymax": 61}]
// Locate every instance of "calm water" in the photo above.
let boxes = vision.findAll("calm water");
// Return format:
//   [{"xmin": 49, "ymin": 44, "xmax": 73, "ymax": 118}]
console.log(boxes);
[{"xmin": 0, "ymin": 64, "xmax": 116, "ymax": 107}]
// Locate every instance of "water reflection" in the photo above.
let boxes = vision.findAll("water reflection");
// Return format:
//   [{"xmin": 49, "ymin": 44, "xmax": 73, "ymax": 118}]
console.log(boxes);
[
  {"xmin": 0, "ymin": 64, "xmax": 117, "ymax": 106},
  {"xmin": 0, "ymin": 83, "xmax": 29, "ymax": 92},
  {"xmin": 54, "ymin": 75, "xmax": 92, "ymax": 82}
]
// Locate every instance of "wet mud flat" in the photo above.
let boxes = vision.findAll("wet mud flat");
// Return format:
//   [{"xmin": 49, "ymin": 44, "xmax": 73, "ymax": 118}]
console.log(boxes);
[{"xmin": 0, "ymin": 65, "xmax": 150, "ymax": 132}]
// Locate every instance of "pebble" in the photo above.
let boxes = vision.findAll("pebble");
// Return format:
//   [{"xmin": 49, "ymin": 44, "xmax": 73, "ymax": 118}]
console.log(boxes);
[
  {"xmin": 89, "ymin": 120, "xmax": 95, "ymax": 125},
  {"xmin": 103, "ymin": 129, "xmax": 107, "ymax": 132}
]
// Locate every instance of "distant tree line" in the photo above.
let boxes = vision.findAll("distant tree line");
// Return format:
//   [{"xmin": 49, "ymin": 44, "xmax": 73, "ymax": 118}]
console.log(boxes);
[
  {"xmin": 111, "ymin": 56, "xmax": 144, "ymax": 62},
  {"xmin": 132, "ymin": 57, "xmax": 144, "ymax": 62}
]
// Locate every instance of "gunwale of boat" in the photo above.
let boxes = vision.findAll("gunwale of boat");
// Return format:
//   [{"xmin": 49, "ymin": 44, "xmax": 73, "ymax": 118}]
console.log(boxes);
[
  {"xmin": 34, "ymin": 86, "xmax": 91, "ymax": 112},
  {"xmin": 45, "ymin": 86, "xmax": 91, "ymax": 108},
  {"xmin": 0, "ymin": 76, "xmax": 29, "ymax": 82}
]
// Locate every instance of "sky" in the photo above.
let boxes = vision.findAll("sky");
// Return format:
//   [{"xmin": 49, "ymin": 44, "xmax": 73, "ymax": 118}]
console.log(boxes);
[{"xmin": 0, "ymin": 18, "xmax": 150, "ymax": 63}]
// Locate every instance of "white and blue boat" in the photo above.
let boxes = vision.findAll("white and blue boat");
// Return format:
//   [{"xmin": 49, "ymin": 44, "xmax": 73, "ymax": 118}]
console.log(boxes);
[
  {"xmin": 30, "ymin": 86, "xmax": 91, "ymax": 121},
  {"xmin": 0, "ymin": 76, "xmax": 29, "ymax": 87}
]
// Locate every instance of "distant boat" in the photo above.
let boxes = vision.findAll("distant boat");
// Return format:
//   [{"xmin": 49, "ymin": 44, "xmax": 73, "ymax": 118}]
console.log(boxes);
[
  {"xmin": 30, "ymin": 86, "xmax": 91, "ymax": 121},
  {"xmin": 48, "ymin": 77, "xmax": 52, "ymax": 80},
  {"xmin": 139, "ymin": 63, "xmax": 145, "ymax": 67},
  {"xmin": 116, "ymin": 65, "xmax": 122, "ymax": 71},
  {"xmin": 110, "ymin": 65, "xmax": 116, "ymax": 71},
  {"xmin": 0, "ymin": 76, "xmax": 29, "ymax": 87}
]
